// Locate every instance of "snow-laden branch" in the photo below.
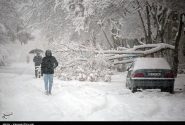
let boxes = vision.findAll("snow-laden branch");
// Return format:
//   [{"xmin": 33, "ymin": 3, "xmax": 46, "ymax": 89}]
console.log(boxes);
[
  {"xmin": 130, "ymin": 43, "xmax": 175, "ymax": 51},
  {"xmin": 99, "ymin": 50, "xmax": 143, "ymax": 55},
  {"xmin": 102, "ymin": 43, "xmax": 174, "ymax": 55},
  {"xmin": 142, "ymin": 43, "xmax": 174, "ymax": 55},
  {"xmin": 54, "ymin": 43, "xmax": 175, "ymax": 66},
  {"xmin": 137, "ymin": 40, "xmax": 146, "ymax": 45},
  {"xmin": 61, "ymin": 58, "xmax": 88, "ymax": 68},
  {"xmin": 55, "ymin": 42, "xmax": 175, "ymax": 54},
  {"xmin": 103, "ymin": 43, "xmax": 175, "ymax": 65},
  {"xmin": 107, "ymin": 54, "xmax": 138, "ymax": 60},
  {"xmin": 55, "ymin": 43, "xmax": 174, "ymax": 57},
  {"xmin": 113, "ymin": 59, "xmax": 134, "ymax": 65},
  {"xmin": 54, "ymin": 0, "xmax": 63, "ymax": 12}
]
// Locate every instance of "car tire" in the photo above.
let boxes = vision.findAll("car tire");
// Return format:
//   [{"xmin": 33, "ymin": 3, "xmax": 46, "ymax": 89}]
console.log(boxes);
[
  {"xmin": 161, "ymin": 87, "xmax": 166, "ymax": 92},
  {"xmin": 126, "ymin": 79, "xmax": 129, "ymax": 88},
  {"xmin": 126, "ymin": 79, "xmax": 131, "ymax": 89},
  {"xmin": 161, "ymin": 87, "xmax": 174, "ymax": 94},
  {"xmin": 168, "ymin": 86, "xmax": 174, "ymax": 94},
  {"xmin": 131, "ymin": 87, "xmax": 137, "ymax": 93}
]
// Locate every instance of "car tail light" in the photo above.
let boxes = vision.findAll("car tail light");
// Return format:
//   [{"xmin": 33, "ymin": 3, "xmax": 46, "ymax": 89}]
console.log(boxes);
[
  {"xmin": 164, "ymin": 72, "xmax": 174, "ymax": 78},
  {"xmin": 132, "ymin": 73, "xmax": 144, "ymax": 78}
]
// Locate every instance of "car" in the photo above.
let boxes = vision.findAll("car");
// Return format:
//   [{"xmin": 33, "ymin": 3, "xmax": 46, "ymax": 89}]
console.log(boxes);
[{"xmin": 126, "ymin": 58, "xmax": 175, "ymax": 93}]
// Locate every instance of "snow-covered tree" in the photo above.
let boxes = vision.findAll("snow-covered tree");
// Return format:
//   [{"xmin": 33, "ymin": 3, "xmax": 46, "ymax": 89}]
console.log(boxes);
[
  {"xmin": 0, "ymin": 0, "xmax": 33, "ymax": 65},
  {"xmin": 153, "ymin": 0, "xmax": 185, "ymax": 76},
  {"xmin": 15, "ymin": 0, "xmax": 184, "ymax": 79}
]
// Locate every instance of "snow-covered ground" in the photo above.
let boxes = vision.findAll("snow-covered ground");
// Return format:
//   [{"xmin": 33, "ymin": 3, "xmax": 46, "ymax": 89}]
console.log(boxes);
[{"xmin": 0, "ymin": 62, "xmax": 185, "ymax": 121}]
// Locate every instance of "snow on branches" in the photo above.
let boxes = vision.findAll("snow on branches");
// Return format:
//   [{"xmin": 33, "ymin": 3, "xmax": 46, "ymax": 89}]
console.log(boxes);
[
  {"xmin": 102, "ymin": 43, "xmax": 174, "ymax": 55},
  {"xmin": 53, "ymin": 42, "xmax": 174, "ymax": 82},
  {"xmin": 101, "ymin": 43, "xmax": 175, "ymax": 65},
  {"xmin": 129, "ymin": 43, "xmax": 175, "ymax": 54}
]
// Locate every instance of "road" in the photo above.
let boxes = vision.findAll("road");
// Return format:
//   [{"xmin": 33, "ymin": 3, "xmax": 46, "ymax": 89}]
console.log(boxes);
[{"xmin": 0, "ymin": 63, "xmax": 185, "ymax": 121}]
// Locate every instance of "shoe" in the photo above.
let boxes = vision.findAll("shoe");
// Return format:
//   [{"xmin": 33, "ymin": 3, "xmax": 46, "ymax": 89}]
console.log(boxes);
[
  {"xmin": 48, "ymin": 91, "xmax": 52, "ymax": 95},
  {"xmin": 45, "ymin": 91, "xmax": 49, "ymax": 95}
]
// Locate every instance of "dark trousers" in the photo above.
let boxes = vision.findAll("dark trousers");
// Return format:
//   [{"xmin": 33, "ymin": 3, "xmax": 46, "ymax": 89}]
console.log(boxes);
[{"xmin": 35, "ymin": 65, "xmax": 41, "ymax": 78}]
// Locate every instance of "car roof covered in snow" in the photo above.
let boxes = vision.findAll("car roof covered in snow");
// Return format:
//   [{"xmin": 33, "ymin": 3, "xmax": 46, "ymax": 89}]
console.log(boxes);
[{"xmin": 133, "ymin": 58, "xmax": 171, "ymax": 70}]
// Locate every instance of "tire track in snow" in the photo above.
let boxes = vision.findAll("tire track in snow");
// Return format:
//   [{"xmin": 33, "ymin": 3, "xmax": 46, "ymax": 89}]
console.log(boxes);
[
  {"xmin": 0, "ymin": 64, "xmax": 65, "ymax": 120},
  {"xmin": 52, "ymin": 85, "xmax": 110, "ymax": 120},
  {"xmin": 88, "ymin": 94, "xmax": 108, "ymax": 117},
  {"xmin": 18, "ymin": 77, "xmax": 65, "ymax": 120},
  {"xmin": 29, "ymin": 78, "xmax": 67, "ymax": 119}
]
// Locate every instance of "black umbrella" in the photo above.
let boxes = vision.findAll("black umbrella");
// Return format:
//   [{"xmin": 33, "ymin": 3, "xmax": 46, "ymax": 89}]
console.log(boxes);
[{"xmin": 29, "ymin": 48, "xmax": 44, "ymax": 54}]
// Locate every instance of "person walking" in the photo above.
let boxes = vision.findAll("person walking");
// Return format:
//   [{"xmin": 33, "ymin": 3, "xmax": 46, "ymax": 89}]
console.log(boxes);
[
  {"xmin": 33, "ymin": 53, "xmax": 42, "ymax": 78},
  {"xmin": 41, "ymin": 50, "xmax": 58, "ymax": 95}
]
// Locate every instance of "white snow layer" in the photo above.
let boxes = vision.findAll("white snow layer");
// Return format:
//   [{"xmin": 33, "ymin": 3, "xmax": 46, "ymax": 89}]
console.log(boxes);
[
  {"xmin": 133, "ymin": 58, "xmax": 171, "ymax": 70},
  {"xmin": 0, "ymin": 62, "xmax": 185, "ymax": 121}
]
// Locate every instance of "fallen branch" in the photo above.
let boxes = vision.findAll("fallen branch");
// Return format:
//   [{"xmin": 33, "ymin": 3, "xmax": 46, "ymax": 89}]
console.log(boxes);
[
  {"xmin": 102, "ymin": 43, "xmax": 174, "ymax": 55},
  {"xmin": 107, "ymin": 54, "xmax": 139, "ymax": 60},
  {"xmin": 113, "ymin": 59, "xmax": 134, "ymax": 65}
]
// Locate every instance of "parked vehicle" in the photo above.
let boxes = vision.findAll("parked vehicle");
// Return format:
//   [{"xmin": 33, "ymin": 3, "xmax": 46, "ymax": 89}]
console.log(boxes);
[{"xmin": 126, "ymin": 58, "xmax": 175, "ymax": 93}]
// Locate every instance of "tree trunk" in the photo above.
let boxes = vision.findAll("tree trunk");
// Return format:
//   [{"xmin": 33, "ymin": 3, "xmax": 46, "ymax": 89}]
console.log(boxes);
[
  {"xmin": 146, "ymin": 5, "xmax": 152, "ymax": 44},
  {"xmin": 138, "ymin": 10, "xmax": 148, "ymax": 44},
  {"xmin": 90, "ymin": 30, "xmax": 97, "ymax": 48},
  {"xmin": 98, "ymin": 24, "xmax": 113, "ymax": 49},
  {"xmin": 160, "ymin": 30, "xmax": 165, "ymax": 43},
  {"xmin": 173, "ymin": 13, "xmax": 184, "ymax": 77},
  {"xmin": 136, "ymin": 0, "xmax": 148, "ymax": 44}
]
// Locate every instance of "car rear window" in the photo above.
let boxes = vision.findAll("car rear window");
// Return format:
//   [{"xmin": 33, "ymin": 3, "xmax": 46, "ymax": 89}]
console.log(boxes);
[{"xmin": 133, "ymin": 58, "xmax": 171, "ymax": 70}]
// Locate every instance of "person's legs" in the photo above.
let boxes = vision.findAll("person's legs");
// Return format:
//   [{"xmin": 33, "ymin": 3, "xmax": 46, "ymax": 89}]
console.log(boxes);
[
  {"xmin": 43, "ymin": 74, "xmax": 49, "ymax": 94},
  {"xmin": 48, "ymin": 74, "xmax": 53, "ymax": 94},
  {"xmin": 35, "ymin": 66, "xmax": 37, "ymax": 78},
  {"xmin": 35, "ymin": 65, "xmax": 40, "ymax": 78}
]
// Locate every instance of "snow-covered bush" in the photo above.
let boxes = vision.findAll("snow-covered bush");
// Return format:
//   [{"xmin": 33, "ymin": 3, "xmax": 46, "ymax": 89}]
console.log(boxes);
[
  {"xmin": 87, "ymin": 72, "xmax": 98, "ymax": 82},
  {"xmin": 103, "ymin": 75, "xmax": 111, "ymax": 82},
  {"xmin": 0, "ymin": 55, "xmax": 6, "ymax": 66},
  {"xmin": 83, "ymin": 54, "xmax": 113, "ymax": 81},
  {"xmin": 74, "ymin": 66, "xmax": 86, "ymax": 81},
  {"xmin": 58, "ymin": 73, "xmax": 73, "ymax": 81},
  {"xmin": 77, "ymin": 73, "xmax": 87, "ymax": 81},
  {"xmin": 0, "ymin": 45, "xmax": 9, "ymax": 66},
  {"xmin": 49, "ymin": 38, "xmax": 115, "ymax": 82},
  {"xmin": 103, "ymin": 69, "xmax": 113, "ymax": 82},
  {"xmin": 54, "ymin": 49, "xmax": 114, "ymax": 82}
]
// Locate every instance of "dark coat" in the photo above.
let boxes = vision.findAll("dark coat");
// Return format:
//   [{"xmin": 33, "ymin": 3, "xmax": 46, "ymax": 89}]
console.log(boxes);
[
  {"xmin": 41, "ymin": 50, "xmax": 58, "ymax": 74},
  {"xmin": 33, "ymin": 55, "xmax": 42, "ymax": 66}
]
